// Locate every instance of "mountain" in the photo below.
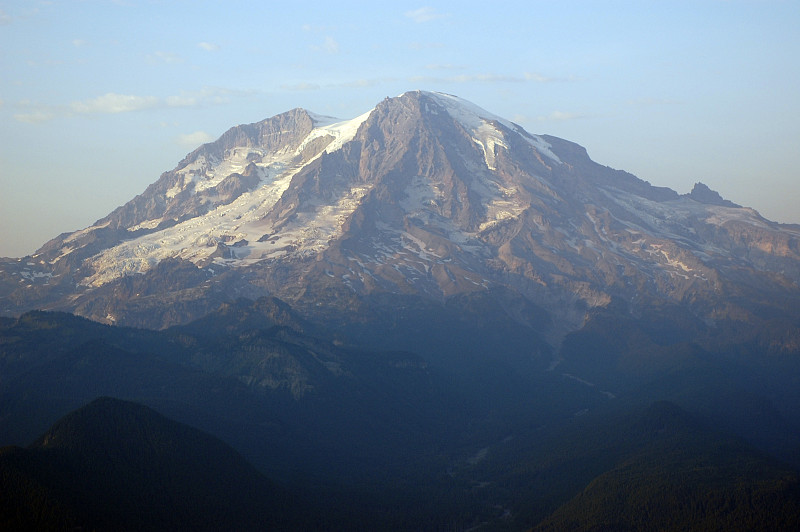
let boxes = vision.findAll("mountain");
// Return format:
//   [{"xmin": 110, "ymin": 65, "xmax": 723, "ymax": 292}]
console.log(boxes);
[
  {"xmin": 464, "ymin": 401, "xmax": 800, "ymax": 531},
  {"xmin": 0, "ymin": 396, "xmax": 303, "ymax": 531},
  {"xmin": 2, "ymin": 90, "xmax": 798, "ymax": 341},
  {"xmin": 4, "ymin": 312, "xmax": 798, "ymax": 530},
  {"xmin": 530, "ymin": 402, "xmax": 800, "ymax": 531},
  {"xmin": 0, "ymin": 305, "xmax": 467, "ymax": 483},
  {"xmin": 1, "ymin": 91, "xmax": 800, "ymax": 529},
  {"xmin": 0, "ymin": 308, "xmax": 553, "ymax": 530}
]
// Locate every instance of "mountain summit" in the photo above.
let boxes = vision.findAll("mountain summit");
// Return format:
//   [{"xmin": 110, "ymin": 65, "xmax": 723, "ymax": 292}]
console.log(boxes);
[
  {"xmin": 2, "ymin": 91, "xmax": 800, "ymax": 530},
  {"xmin": 2, "ymin": 91, "xmax": 799, "ymax": 336}
]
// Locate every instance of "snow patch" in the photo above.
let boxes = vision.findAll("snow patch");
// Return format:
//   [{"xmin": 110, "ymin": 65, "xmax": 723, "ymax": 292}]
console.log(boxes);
[
  {"xmin": 422, "ymin": 91, "xmax": 561, "ymax": 164},
  {"xmin": 63, "ymin": 221, "xmax": 110, "ymax": 244},
  {"xmin": 83, "ymin": 125, "xmax": 375, "ymax": 287},
  {"xmin": 128, "ymin": 218, "xmax": 163, "ymax": 232},
  {"xmin": 19, "ymin": 270, "xmax": 53, "ymax": 281},
  {"xmin": 298, "ymin": 110, "xmax": 372, "ymax": 155}
]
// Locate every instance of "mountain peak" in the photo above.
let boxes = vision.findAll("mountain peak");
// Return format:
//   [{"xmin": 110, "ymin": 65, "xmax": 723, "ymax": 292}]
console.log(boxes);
[
  {"xmin": 2, "ymin": 91, "xmax": 799, "ymax": 333},
  {"xmin": 7, "ymin": 396, "xmax": 300, "ymax": 530},
  {"xmin": 686, "ymin": 182, "xmax": 740, "ymax": 207}
]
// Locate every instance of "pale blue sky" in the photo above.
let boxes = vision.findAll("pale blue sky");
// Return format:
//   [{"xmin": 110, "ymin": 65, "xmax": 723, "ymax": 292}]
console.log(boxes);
[{"xmin": 1, "ymin": 0, "xmax": 798, "ymax": 257}]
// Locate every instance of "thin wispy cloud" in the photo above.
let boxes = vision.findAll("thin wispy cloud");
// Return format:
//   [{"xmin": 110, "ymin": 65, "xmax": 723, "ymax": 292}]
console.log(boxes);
[
  {"xmin": 323, "ymin": 36, "xmax": 339, "ymax": 54},
  {"xmin": 71, "ymin": 93, "xmax": 160, "ymax": 114},
  {"xmin": 176, "ymin": 130, "xmax": 214, "ymax": 148},
  {"xmin": 13, "ymin": 87, "xmax": 242, "ymax": 123},
  {"xmin": 72, "ymin": 39, "xmax": 88, "ymax": 47},
  {"xmin": 14, "ymin": 109, "xmax": 56, "ymax": 124},
  {"xmin": 627, "ymin": 97, "xmax": 683, "ymax": 106},
  {"xmin": 526, "ymin": 72, "xmax": 583, "ymax": 83},
  {"xmin": 164, "ymin": 87, "xmax": 238, "ymax": 107},
  {"xmin": 336, "ymin": 78, "xmax": 397, "ymax": 88},
  {"xmin": 147, "ymin": 51, "xmax": 183, "ymax": 64},
  {"xmin": 524, "ymin": 72, "xmax": 556, "ymax": 83},
  {"xmin": 405, "ymin": 7, "xmax": 447, "ymax": 23},
  {"xmin": 13, "ymin": 98, "xmax": 60, "ymax": 124},
  {"xmin": 281, "ymin": 78, "xmax": 396, "ymax": 92},
  {"xmin": 197, "ymin": 42, "xmax": 220, "ymax": 52},
  {"xmin": 410, "ymin": 71, "xmax": 578, "ymax": 85},
  {"xmin": 281, "ymin": 82, "xmax": 322, "ymax": 91},
  {"xmin": 301, "ymin": 23, "xmax": 340, "ymax": 34},
  {"xmin": 533, "ymin": 111, "xmax": 586, "ymax": 122},
  {"xmin": 0, "ymin": 9, "xmax": 11, "ymax": 25},
  {"xmin": 76, "ymin": 88, "xmax": 236, "ymax": 114},
  {"xmin": 311, "ymin": 36, "xmax": 340, "ymax": 54},
  {"xmin": 425, "ymin": 63, "xmax": 461, "ymax": 71},
  {"xmin": 410, "ymin": 73, "xmax": 527, "ymax": 84},
  {"xmin": 408, "ymin": 42, "xmax": 444, "ymax": 50}
]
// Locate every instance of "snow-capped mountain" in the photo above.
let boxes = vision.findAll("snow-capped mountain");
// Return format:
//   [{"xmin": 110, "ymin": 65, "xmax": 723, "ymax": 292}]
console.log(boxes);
[{"xmin": 2, "ymin": 90, "xmax": 799, "ymax": 335}]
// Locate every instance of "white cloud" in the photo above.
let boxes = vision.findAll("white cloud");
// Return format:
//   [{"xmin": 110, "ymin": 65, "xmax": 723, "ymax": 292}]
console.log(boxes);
[
  {"xmin": 177, "ymin": 130, "xmax": 214, "ymax": 148},
  {"xmin": 281, "ymin": 78, "xmax": 396, "ymax": 92},
  {"xmin": 147, "ymin": 51, "xmax": 183, "ymax": 64},
  {"xmin": 311, "ymin": 36, "xmax": 339, "ymax": 54},
  {"xmin": 0, "ymin": 9, "xmax": 11, "ymax": 25},
  {"xmin": 405, "ymin": 7, "xmax": 446, "ymax": 23},
  {"xmin": 409, "ymin": 73, "xmax": 527, "ymax": 84},
  {"xmin": 425, "ymin": 63, "xmax": 461, "ymax": 71},
  {"xmin": 72, "ymin": 38, "xmax": 88, "ymax": 47},
  {"xmin": 72, "ymin": 88, "xmax": 236, "ymax": 115},
  {"xmin": 12, "ymin": 100, "xmax": 66, "ymax": 123},
  {"xmin": 509, "ymin": 111, "xmax": 586, "ymax": 124},
  {"xmin": 534, "ymin": 111, "xmax": 585, "ymax": 122},
  {"xmin": 12, "ymin": 87, "xmax": 248, "ymax": 123},
  {"xmin": 197, "ymin": 42, "xmax": 219, "ymax": 51},
  {"xmin": 409, "ymin": 71, "xmax": 578, "ymax": 85},
  {"xmin": 408, "ymin": 41, "xmax": 444, "ymax": 50},
  {"xmin": 334, "ymin": 78, "xmax": 397, "ymax": 89},
  {"xmin": 70, "ymin": 93, "xmax": 160, "ymax": 114},
  {"xmin": 14, "ymin": 110, "xmax": 56, "ymax": 124},
  {"xmin": 627, "ymin": 98, "xmax": 682, "ymax": 106},
  {"xmin": 162, "ymin": 87, "xmax": 242, "ymax": 108},
  {"xmin": 524, "ymin": 72, "xmax": 556, "ymax": 83},
  {"xmin": 323, "ymin": 36, "xmax": 339, "ymax": 54},
  {"xmin": 281, "ymin": 83, "xmax": 322, "ymax": 91}
]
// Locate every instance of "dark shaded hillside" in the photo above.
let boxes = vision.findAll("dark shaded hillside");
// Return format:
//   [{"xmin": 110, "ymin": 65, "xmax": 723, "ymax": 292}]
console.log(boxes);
[
  {"xmin": 531, "ymin": 402, "xmax": 800, "ymax": 531},
  {"xmin": 437, "ymin": 400, "xmax": 800, "ymax": 530},
  {"xmin": 0, "ymin": 397, "xmax": 303, "ymax": 531},
  {"xmin": 556, "ymin": 303, "xmax": 800, "ymax": 463},
  {"xmin": 0, "ymin": 305, "xmax": 470, "ymax": 483},
  {"xmin": 0, "ymin": 397, "xmax": 499, "ymax": 532},
  {"xmin": 2, "ymin": 298, "xmax": 800, "ymax": 530}
]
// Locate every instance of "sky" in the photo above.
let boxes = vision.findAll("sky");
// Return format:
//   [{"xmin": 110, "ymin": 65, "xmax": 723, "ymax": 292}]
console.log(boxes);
[{"xmin": 1, "ymin": 0, "xmax": 798, "ymax": 258}]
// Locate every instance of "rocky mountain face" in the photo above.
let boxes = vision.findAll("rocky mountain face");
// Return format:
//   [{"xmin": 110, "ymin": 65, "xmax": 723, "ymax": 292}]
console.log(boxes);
[
  {"xmin": 1, "ymin": 91, "xmax": 799, "ymax": 343},
  {"xmin": 2, "ymin": 91, "xmax": 800, "ymax": 529}
]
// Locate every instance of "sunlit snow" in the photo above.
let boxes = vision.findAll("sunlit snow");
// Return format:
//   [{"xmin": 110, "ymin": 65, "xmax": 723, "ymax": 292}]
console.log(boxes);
[
  {"xmin": 82, "ymin": 109, "xmax": 373, "ymax": 287},
  {"xmin": 423, "ymin": 91, "xmax": 562, "ymax": 165}
]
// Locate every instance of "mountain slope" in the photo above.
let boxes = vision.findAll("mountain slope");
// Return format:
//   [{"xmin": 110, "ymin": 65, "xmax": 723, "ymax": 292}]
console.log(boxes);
[
  {"xmin": 2, "ymin": 306, "xmax": 799, "ymax": 529},
  {"xmin": 531, "ymin": 402, "xmax": 800, "ymax": 531},
  {"xmin": 0, "ymin": 306, "xmax": 477, "ymax": 483},
  {"xmin": 0, "ymin": 397, "xmax": 302, "ymax": 531},
  {"xmin": 0, "ymin": 308, "xmax": 560, "ymax": 529},
  {"xmin": 1, "ymin": 91, "xmax": 797, "ymax": 338},
  {"xmin": 1, "ymin": 91, "xmax": 799, "ymax": 530}
]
